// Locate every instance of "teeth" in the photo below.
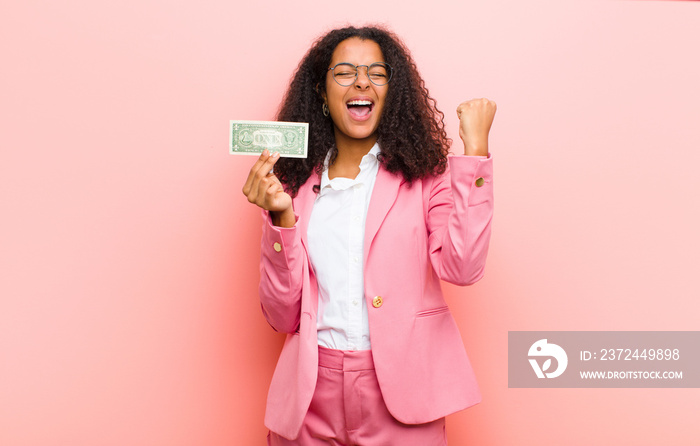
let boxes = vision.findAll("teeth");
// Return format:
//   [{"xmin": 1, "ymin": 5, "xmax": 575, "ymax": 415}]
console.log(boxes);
[{"xmin": 347, "ymin": 100, "xmax": 372, "ymax": 106}]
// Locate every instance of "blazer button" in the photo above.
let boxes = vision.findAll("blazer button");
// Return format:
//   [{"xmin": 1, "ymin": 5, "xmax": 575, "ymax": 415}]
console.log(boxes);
[
  {"xmin": 372, "ymin": 296, "xmax": 383, "ymax": 308},
  {"xmin": 475, "ymin": 177, "xmax": 485, "ymax": 187},
  {"xmin": 273, "ymin": 242, "xmax": 282, "ymax": 252}
]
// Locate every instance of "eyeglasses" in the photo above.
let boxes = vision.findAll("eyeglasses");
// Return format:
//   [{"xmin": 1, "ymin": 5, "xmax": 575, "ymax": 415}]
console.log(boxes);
[{"xmin": 328, "ymin": 62, "xmax": 393, "ymax": 87}]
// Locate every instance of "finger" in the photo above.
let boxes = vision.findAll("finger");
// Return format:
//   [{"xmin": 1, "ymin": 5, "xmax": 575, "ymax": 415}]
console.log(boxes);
[
  {"xmin": 250, "ymin": 152, "xmax": 281, "ymax": 191},
  {"xmin": 250, "ymin": 172, "xmax": 273, "ymax": 206},
  {"xmin": 259, "ymin": 151, "xmax": 281, "ymax": 176},
  {"xmin": 254, "ymin": 175, "xmax": 273, "ymax": 207},
  {"xmin": 252, "ymin": 154, "xmax": 282, "ymax": 205},
  {"xmin": 265, "ymin": 181, "xmax": 283, "ymax": 206},
  {"xmin": 245, "ymin": 150, "xmax": 280, "ymax": 201},
  {"xmin": 256, "ymin": 173, "xmax": 283, "ymax": 209},
  {"xmin": 242, "ymin": 150, "xmax": 271, "ymax": 196}
]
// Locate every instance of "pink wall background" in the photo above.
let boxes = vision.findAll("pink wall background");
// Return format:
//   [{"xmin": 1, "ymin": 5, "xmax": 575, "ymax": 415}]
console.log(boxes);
[{"xmin": 2, "ymin": 0, "xmax": 699, "ymax": 444}]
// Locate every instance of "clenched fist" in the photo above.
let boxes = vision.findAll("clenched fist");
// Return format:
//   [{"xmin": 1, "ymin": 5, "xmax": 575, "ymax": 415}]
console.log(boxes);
[{"xmin": 457, "ymin": 98, "xmax": 497, "ymax": 157}]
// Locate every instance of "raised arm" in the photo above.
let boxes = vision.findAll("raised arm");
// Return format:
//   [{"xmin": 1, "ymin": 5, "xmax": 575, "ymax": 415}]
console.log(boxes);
[{"xmin": 426, "ymin": 98, "xmax": 496, "ymax": 285}]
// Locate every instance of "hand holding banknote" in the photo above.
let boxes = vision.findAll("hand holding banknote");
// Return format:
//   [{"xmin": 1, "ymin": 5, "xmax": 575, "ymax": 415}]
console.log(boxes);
[
  {"xmin": 241, "ymin": 150, "xmax": 295, "ymax": 228},
  {"xmin": 234, "ymin": 120, "xmax": 307, "ymax": 227}
]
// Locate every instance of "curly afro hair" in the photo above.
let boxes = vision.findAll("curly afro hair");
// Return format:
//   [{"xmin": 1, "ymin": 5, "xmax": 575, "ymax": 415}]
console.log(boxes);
[{"xmin": 273, "ymin": 25, "xmax": 452, "ymax": 197}]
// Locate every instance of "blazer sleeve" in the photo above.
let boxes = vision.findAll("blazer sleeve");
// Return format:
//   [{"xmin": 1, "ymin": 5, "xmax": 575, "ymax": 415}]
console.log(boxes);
[
  {"xmin": 258, "ymin": 211, "xmax": 304, "ymax": 333},
  {"xmin": 426, "ymin": 154, "xmax": 494, "ymax": 286}
]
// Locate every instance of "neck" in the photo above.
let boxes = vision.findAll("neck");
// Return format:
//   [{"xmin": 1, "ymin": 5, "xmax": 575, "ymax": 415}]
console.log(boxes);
[{"xmin": 329, "ymin": 134, "xmax": 377, "ymax": 180}]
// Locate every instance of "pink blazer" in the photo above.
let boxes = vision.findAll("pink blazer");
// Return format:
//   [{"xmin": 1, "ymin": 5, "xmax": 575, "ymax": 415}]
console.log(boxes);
[{"xmin": 258, "ymin": 154, "xmax": 493, "ymax": 440}]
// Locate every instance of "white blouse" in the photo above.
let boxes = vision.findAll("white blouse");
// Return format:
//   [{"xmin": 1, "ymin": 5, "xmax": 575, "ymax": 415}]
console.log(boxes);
[{"xmin": 306, "ymin": 143, "xmax": 381, "ymax": 351}]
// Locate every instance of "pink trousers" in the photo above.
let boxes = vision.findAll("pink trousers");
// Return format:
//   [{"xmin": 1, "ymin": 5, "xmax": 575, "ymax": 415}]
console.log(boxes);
[{"xmin": 268, "ymin": 346, "xmax": 447, "ymax": 445}]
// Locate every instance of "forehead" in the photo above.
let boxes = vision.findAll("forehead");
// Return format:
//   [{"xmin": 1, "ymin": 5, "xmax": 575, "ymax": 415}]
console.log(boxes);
[{"xmin": 330, "ymin": 37, "xmax": 384, "ymax": 65}]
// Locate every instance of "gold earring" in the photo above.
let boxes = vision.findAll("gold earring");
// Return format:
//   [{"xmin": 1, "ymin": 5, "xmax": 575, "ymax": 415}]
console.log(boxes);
[{"xmin": 322, "ymin": 103, "xmax": 330, "ymax": 117}]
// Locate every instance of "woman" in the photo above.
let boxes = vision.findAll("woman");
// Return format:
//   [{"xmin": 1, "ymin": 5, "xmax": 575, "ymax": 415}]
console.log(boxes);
[{"xmin": 242, "ymin": 25, "xmax": 496, "ymax": 445}]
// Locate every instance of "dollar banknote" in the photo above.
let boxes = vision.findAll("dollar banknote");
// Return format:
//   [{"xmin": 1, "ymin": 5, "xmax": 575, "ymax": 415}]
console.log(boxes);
[{"xmin": 230, "ymin": 120, "xmax": 308, "ymax": 158}]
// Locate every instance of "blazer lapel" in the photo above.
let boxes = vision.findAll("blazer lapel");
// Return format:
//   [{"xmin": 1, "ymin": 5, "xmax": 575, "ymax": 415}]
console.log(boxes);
[{"xmin": 364, "ymin": 166, "xmax": 403, "ymax": 261}]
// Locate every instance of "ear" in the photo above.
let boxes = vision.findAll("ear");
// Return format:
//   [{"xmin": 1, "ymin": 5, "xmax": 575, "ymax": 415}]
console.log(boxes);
[{"xmin": 315, "ymin": 83, "xmax": 327, "ymax": 103}]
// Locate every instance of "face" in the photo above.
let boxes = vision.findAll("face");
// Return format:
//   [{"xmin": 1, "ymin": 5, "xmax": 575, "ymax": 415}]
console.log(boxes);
[{"xmin": 322, "ymin": 37, "xmax": 389, "ymax": 150}]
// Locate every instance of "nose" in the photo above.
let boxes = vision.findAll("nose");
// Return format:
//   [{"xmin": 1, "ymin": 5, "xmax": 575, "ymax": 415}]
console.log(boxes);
[{"xmin": 354, "ymin": 66, "xmax": 371, "ymax": 89}]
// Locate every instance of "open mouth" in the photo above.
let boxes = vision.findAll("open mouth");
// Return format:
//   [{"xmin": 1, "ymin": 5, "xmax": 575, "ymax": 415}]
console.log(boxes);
[{"xmin": 346, "ymin": 99, "xmax": 374, "ymax": 119}]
